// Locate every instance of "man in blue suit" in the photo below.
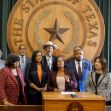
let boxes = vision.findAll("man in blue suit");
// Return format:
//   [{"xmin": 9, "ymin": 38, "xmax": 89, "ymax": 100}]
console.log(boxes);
[{"xmin": 66, "ymin": 46, "xmax": 92, "ymax": 92}]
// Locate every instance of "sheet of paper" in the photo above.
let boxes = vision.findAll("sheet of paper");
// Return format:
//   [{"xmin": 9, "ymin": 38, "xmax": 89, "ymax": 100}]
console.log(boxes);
[{"xmin": 61, "ymin": 91, "xmax": 76, "ymax": 95}]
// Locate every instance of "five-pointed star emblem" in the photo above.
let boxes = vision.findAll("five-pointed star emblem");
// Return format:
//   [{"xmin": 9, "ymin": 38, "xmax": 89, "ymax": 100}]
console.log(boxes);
[{"xmin": 43, "ymin": 19, "xmax": 69, "ymax": 44}]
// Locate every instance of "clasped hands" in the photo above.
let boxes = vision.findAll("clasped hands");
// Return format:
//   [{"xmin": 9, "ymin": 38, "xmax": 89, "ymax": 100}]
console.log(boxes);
[{"xmin": 36, "ymin": 85, "xmax": 47, "ymax": 91}]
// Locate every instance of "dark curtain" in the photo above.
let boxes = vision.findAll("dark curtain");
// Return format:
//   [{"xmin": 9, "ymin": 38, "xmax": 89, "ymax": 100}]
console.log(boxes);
[
  {"xmin": 0, "ymin": 0, "xmax": 111, "ymax": 71},
  {"xmin": 94, "ymin": 0, "xmax": 111, "ymax": 71},
  {"xmin": 0, "ymin": 1, "xmax": 3, "ymax": 49},
  {"xmin": 0, "ymin": 0, "xmax": 17, "ymax": 59}
]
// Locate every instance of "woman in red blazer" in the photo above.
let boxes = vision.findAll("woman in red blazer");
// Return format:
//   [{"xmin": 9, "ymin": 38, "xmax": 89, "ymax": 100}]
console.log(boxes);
[{"xmin": 0, "ymin": 54, "xmax": 26, "ymax": 105}]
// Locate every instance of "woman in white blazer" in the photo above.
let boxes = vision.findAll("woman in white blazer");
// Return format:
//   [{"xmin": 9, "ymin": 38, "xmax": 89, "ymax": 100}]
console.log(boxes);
[{"xmin": 86, "ymin": 56, "xmax": 111, "ymax": 105}]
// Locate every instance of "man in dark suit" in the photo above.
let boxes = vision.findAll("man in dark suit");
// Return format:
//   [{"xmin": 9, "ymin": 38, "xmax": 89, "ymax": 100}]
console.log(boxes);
[
  {"xmin": 66, "ymin": 46, "xmax": 92, "ymax": 92},
  {"xmin": 42, "ymin": 41, "xmax": 57, "ymax": 74},
  {"xmin": 18, "ymin": 44, "xmax": 30, "ymax": 79}
]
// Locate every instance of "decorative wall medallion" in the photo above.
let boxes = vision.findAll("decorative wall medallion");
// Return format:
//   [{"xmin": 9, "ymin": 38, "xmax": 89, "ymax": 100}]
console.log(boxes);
[{"xmin": 7, "ymin": 0, "xmax": 105, "ymax": 60}]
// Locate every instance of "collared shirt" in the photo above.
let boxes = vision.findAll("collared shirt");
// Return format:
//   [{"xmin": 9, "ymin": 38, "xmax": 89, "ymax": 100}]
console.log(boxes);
[
  {"xmin": 75, "ymin": 60, "xmax": 82, "ymax": 73},
  {"xmin": 46, "ymin": 56, "xmax": 52, "ymax": 70}
]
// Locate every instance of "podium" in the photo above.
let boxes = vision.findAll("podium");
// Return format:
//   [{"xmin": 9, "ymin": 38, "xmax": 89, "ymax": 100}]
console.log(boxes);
[{"xmin": 42, "ymin": 92, "xmax": 105, "ymax": 111}]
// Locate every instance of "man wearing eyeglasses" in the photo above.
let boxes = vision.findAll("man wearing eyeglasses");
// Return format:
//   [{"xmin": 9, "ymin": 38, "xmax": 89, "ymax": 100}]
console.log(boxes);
[{"xmin": 18, "ymin": 44, "xmax": 30, "ymax": 79}]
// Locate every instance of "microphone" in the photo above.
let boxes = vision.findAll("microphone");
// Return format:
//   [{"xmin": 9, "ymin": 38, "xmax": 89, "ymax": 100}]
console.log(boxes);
[{"xmin": 71, "ymin": 93, "xmax": 77, "ymax": 98}]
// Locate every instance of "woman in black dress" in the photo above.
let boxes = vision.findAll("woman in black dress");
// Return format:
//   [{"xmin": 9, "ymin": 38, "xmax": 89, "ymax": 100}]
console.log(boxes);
[{"xmin": 25, "ymin": 50, "xmax": 48, "ymax": 105}]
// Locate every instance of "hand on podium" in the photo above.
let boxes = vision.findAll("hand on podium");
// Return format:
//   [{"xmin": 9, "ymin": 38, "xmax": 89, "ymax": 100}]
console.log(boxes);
[{"xmin": 54, "ymin": 88, "xmax": 60, "ymax": 92}]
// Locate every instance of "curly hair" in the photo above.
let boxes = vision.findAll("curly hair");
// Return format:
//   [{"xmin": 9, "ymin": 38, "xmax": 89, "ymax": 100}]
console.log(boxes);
[{"xmin": 5, "ymin": 53, "xmax": 20, "ymax": 67}]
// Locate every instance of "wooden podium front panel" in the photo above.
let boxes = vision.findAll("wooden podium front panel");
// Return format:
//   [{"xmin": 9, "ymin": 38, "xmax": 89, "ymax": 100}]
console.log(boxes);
[{"xmin": 42, "ymin": 92, "xmax": 105, "ymax": 111}]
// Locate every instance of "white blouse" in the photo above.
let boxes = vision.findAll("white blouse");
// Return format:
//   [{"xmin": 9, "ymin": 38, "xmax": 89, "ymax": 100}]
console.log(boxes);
[{"xmin": 56, "ymin": 76, "xmax": 65, "ymax": 91}]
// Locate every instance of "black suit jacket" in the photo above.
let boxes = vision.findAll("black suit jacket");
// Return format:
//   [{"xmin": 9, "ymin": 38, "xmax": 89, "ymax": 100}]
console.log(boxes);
[
  {"xmin": 25, "ymin": 63, "xmax": 48, "ymax": 94},
  {"xmin": 42, "ymin": 56, "xmax": 57, "ymax": 73},
  {"xmin": 25, "ymin": 63, "xmax": 48, "ymax": 105}
]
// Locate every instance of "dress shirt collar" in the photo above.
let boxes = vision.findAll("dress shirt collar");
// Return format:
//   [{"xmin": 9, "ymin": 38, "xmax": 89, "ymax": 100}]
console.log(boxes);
[
  {"xmin": 75, "ymin": 59, "xmax": 82, "ymax": 65},
  {"xmin": 46, "ymin": 55, "xmax": 52, "ymax": 60},
  {"xmin": 75, "ymin": 59, "xmax": 82, "ymax": 72},
  {"xmin": 19, "ymin": 55, "xmax": 26, "ymax": 59}
]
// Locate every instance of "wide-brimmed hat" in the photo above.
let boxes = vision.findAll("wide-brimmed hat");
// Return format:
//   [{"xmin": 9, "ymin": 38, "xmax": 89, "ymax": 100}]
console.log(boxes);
[{"xmin": 42, "ymin": 41, "xmax": 57, "ymax": 50}]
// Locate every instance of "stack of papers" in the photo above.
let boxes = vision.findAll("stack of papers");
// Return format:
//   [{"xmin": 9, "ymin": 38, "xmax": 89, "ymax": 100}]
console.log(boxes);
[
  {"xmin": 61, "ymin": 91, "xmax": 77, "ymax": 98},
  {"xmin": 61, "ymin": 92, "xmax": 76, "ymax": 95}
]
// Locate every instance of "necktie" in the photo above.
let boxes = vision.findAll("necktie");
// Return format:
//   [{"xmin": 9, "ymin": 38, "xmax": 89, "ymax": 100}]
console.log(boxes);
[
  {"xmin": 21, "ymin": 56, "xmax": 25, "ymax": 69},
  {"xmin": 48, "ymin": 58, "xmax": 52, "ymax": 70},
  {"xmin": 78, "ymin": 62, "xmax": 82, "ymax": 79}
]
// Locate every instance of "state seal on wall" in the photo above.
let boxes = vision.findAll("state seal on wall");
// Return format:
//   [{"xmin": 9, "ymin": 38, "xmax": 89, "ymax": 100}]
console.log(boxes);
[{"xmin": 7, "ymin": 0, "xmax": 105, "ymax": 60}]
